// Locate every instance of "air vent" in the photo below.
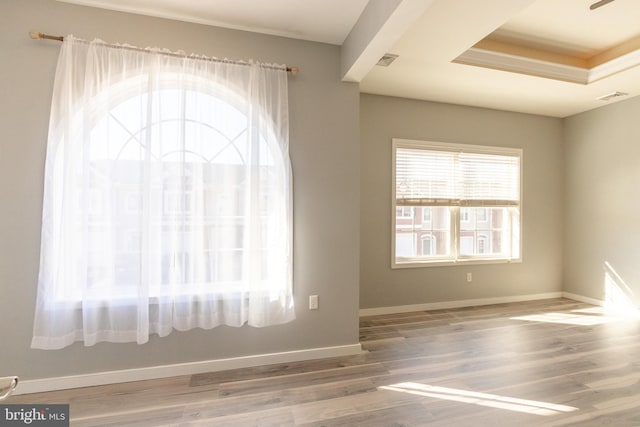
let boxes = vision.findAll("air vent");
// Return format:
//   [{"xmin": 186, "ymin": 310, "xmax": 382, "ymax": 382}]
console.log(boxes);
[
  {"xmin": 597, "ymin": 91, "xmax": 628, "ymax": 101},
  {"xmin": 377, "ymin": 53, "xmax": 399, "ymax": 67}
]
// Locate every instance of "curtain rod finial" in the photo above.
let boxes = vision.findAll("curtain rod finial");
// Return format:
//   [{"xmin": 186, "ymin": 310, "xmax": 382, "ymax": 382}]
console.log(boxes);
[
  {"xmin": 288, "ymin": 66, "xmax": 299, "ymax": 75},
  {"xmin": 29, "ymin": 31, "xmax": 64, "ymax": 42}
]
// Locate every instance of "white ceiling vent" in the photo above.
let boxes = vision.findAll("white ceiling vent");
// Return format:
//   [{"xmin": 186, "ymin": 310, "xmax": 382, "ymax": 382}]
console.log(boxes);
[
  {"xmin": 377, "ymin": 53, "xmax": 399, "ymax": 67},
  {"xmin": 597, "ymin": 91, "xmax": 628, "ymax": 101}
]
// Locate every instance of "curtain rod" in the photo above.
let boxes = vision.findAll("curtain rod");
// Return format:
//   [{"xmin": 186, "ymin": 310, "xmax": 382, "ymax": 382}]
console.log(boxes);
[{"xmin": 29, "ymin": 31, "xmax": 299, "ymax": 75}]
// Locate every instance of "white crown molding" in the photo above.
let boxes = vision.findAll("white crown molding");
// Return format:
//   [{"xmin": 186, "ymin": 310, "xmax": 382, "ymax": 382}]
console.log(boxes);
[
  {"xmin": 454, "ymin": 47, "xmax": 588, "ymax": 84},
  {"xmin": 455, "ymin": 46, "xmax": 640, "ymax": 85},
  {"xmin": 589, "ymin": 48, "xmax": 640, "ymax": 83}
]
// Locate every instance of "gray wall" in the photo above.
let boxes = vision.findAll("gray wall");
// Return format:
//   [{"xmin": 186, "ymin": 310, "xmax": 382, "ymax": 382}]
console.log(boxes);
[
  {"xmin": 360, "ymin": 94, "xmax": 564, "ymax": 309},
  {"xmin": 0, "ymin": 0, "xmax": 360, "ymax": 380},
  {"xmin": 564, "ymin": 97, "xmax": 640, "ymax": 306}
]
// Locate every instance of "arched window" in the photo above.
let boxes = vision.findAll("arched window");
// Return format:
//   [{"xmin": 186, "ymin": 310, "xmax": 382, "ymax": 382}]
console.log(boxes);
[{"xmin": 33, "ymin": 37, "xmax": 295, "ymax": 349}]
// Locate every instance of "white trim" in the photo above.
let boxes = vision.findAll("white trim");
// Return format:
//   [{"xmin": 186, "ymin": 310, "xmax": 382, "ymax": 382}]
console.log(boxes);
[
  {"xmin": 15, "ymin": 343, "xmax": 363, "ymax": 395},
  {"xmin": 359, "ymin": 292, "xmax": 608, "ymax": 317},
  {"xmin": 359, "ymin": 292, "xmax": 563, "ymax": 316},
  {"xmin": 393, "ymin": 138, "xmax": 523, "ymax": 157},
  {"xmin": 391, "ymin": 140, "xmax": 398, "ymax": 269},
  {"xmin": 393, "ymin": 257, "xmax": 522, "ymax": 269},
  {"xmin": 455, "ymin": 46, "xmax": 640, "ymax": 85},
  {"xmin": 562, "ymin": 291, "xmax": 604, "ymax": 306},
  {"xmin": 589, "ymin": 49, "xmax": 640, "ymax": 83},
  {"xmin": 17, "ymin": 293, "xmax": 603, "ymax": 395},
  {"xmin": 454, "ymin": 47, "xmax": 588, "ymax": 84}
]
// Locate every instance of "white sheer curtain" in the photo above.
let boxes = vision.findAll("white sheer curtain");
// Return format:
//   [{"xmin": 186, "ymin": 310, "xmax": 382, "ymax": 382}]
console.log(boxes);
[{"xmin": 32, "ymin": 36, "xmax": 295, "ymax": 349}]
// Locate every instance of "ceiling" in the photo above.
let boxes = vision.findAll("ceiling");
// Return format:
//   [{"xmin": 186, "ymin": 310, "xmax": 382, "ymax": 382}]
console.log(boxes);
[
  {"xmin": 58, "ymin": 0, "xmax": 640, "ymax": 118},
  {"xmin": 58, "ymin": 0, "xmax": 370, "ymax": 45}
]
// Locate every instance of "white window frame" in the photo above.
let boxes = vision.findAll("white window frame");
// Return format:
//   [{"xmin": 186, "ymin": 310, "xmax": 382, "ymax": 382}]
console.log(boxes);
[{"xmin": 391, "ymin": 138, "xmax": 522, "ymax": 268}]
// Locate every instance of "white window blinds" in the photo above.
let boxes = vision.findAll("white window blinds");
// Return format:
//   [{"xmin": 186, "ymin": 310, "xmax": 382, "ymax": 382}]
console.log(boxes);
[{"xmin": 395, "ymin": 142, "xmax": 521, "ymax": 207}]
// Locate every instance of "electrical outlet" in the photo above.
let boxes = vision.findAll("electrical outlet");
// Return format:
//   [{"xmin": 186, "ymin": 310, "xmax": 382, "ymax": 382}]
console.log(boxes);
[
  {"xmin": 309, "ymin": 294, "xmax": 319, "ymax": 310},
  {"xmin": 466, "ymin": 273, "xmax": 472, "ymax": 282}
]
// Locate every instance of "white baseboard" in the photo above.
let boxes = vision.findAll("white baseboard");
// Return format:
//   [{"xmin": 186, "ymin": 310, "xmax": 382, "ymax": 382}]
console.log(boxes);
[
  {"xmin": 16, "ymin": 343, "xmax": 363, "ymax": 395},
  {"xmin": 359, "ymin": 292, "xmax": 564, "ymax": 317},
  {"xmin": 562, "ymin": 292, "xmax": 604, "ymax": 306},
  {"xmin": 16, "ymin": 293, "xmax": 604, "ymax": 395}
]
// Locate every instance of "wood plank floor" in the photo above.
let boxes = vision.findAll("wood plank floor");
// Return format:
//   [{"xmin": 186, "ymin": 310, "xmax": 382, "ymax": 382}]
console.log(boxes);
[{"xmin": 9, "ymin": 298, "xmax": 640, "ymax": 426}]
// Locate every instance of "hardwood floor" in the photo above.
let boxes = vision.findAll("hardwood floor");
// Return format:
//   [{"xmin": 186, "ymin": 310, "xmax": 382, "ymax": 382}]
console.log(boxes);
[{"xmin": 9, "ymin": 298, "xmax": 640, "ymax": 426}]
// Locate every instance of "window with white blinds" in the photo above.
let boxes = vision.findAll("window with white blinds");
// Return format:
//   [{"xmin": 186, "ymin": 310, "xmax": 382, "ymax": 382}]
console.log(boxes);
[{"xmin": 392, "ymin": 139, "xmax": 522, "ymax": 267}]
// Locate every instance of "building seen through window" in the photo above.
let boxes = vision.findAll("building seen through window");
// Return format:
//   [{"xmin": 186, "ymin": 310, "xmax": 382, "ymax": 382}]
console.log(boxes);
[{"xmin": 393, "ymin": 139, "xmax": 521, "ymax": 266}]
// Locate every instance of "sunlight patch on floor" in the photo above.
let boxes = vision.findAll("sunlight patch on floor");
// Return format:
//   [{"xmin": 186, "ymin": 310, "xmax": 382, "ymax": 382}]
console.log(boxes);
[
  {"xmin": 510, "ymin": 311, "xmax": 625, "ymax": 326},
  {"xmin": 378, "ymin": 382, "xmax": 578, "ymax": 416}
]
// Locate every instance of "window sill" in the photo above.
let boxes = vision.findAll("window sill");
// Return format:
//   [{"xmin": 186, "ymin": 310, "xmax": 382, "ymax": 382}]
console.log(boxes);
[{"xmin": 392, "ymin": 257, "xmax": 522, "ymax": 269}]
